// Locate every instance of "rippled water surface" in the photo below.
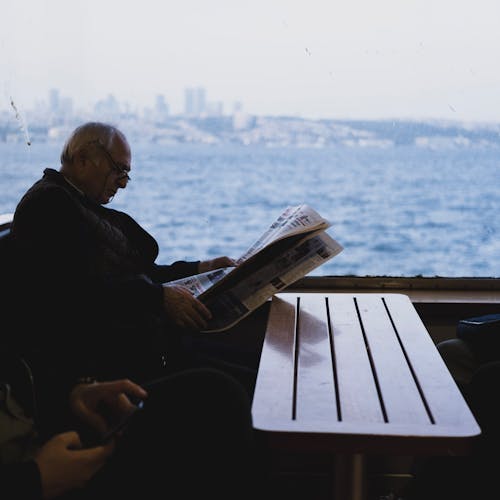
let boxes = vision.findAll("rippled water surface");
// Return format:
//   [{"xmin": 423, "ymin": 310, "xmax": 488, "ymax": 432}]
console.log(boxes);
[{"xmin": 1, "ymin": 142, "xmax": 499, "ymax": 277}]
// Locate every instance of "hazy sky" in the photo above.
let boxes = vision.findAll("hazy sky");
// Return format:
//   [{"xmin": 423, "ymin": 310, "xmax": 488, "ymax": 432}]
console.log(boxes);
[{"xmin": 1, "ymin": 0, "xmax": 500, "ymax": 121}]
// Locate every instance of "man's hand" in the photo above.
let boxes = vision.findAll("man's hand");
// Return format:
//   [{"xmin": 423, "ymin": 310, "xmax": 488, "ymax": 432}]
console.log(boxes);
[
  {"xmin": 34, "ymin": 431, "xmax": 114, "ymax": 499},
  {"xmin": 69, "ymin": 380, "xmax": 148, "ymax": 436},
  {"xmin": 162, "ymin": 283, "xmax": 212, "ymax": 330},
  {"xmin": 198, "ymin": 256, "xmax": 236, "ymax": 274}
]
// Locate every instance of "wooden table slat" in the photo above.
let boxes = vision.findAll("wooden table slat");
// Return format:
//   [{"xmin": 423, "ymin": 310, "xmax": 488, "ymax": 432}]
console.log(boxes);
[
  {"xmin": 252, "ymin": 295, "xmax": 296, "ymax": 420},
  {"xmin": 355, "ymin": 294, "xmax": 430, "ymax": 425},
  {"xmin": 296, "ymin": 294, "xmax": 337, "ymax": 421},
  {"xmin": 328, "ymin": 294, "xmax": 384, "ymax": 423},
  {"xmin": 383, "ymin": 294, "xmax": 480, "ymax": 430}
]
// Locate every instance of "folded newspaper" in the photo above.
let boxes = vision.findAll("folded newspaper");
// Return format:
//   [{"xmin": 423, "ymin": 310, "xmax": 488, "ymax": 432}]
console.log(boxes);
[{"xmin": 166, "ymin": 204, "xmax": 343, "ymax": 332}]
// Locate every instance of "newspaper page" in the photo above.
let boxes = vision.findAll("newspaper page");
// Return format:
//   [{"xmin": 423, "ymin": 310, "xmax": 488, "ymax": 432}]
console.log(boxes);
[
  {"xmin": 236, "ymin": 204, "xmax": 331, "ymax": 264},
  {"xmin": 166, "ymin": 267, "xmax": 233, "ymax": 297},
  {"xmin": 166, "ymin": 204, "xmax": 330, "ymax": 297},
  {"xmin": 162, "ymin": 204, "xmax": 343, "ymax": 332},
  {"xmin": 201, "ymin": 231, "xmax": 343, "ymax": 332}
]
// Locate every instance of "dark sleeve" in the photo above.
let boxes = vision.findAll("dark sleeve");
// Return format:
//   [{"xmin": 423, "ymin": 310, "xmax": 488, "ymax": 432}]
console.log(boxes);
[
  {"xmin": 148, "ymin": 261, "xmax": 200, "ymax": 284},
  {"xmin": 1, "ymin": 461, "xmax": 42, "ymax": 500}
]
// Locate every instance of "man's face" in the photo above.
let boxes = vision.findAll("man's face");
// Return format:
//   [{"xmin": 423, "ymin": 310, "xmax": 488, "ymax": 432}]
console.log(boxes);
[{"xmin": 81, "ymin": 136, "xmax": 132, "ymax": 204}]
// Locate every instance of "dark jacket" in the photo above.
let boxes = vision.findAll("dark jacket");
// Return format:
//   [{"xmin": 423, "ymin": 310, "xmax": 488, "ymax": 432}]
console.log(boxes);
[
  {"xmin": 0, "ymin": 461, "xmax": 41, "ymax": 499},
  {"xmin": 0, "ymin": 351, "xmax": 42, "ymax": 500},
  {"xmin": 10, "ymin": 168, "xmax": 198, "ymax": 434}
]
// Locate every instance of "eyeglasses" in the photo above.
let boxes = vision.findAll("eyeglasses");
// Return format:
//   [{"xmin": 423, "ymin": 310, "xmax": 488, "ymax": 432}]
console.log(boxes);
[{"xmin": 88, "ymin": 140, "xmax": 132, "ymax": 183}]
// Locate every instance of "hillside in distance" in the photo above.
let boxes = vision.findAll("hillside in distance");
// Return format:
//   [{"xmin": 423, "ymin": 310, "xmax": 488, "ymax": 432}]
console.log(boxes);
[{"xmin": 1, "ymin": 109, "xmax": 500, "ymax": 149}]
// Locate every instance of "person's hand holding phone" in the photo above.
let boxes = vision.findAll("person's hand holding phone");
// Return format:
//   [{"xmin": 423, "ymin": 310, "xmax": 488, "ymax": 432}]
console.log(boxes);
[
  {"xmin": 69, "ymin": 379, "xmax": 148, "ymax": 439},
  {"xmin": 35, "ymin": 431, "xmax": 114, "ymax": 498}
]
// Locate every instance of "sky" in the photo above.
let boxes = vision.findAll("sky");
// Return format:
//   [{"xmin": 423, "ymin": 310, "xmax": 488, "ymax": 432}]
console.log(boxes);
[{"xmin": 1, "ymin": 0, "xmax": 500, "ymax": 122}]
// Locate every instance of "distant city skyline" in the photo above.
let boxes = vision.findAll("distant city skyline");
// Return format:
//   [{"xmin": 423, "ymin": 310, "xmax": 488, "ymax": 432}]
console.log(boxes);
[
  {"xmin": 4, "ymin": 87, "xmax": 245, "ymax": 120},
  {"xmin": 2, "ymin": 91, "xmax": 499, "ymax": 149},
  {"xmin": 2, "ymin": 1, "xmax": 500, "ymax": 122}
]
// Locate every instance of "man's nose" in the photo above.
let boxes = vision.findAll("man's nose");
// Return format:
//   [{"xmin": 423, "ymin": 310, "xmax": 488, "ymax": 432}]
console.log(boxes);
[{"xmin": 117, "ymin": 177, "xmax": 128, "ymax": 188}]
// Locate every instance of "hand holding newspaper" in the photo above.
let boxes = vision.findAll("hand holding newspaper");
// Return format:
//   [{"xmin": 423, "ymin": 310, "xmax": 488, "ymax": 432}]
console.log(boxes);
[{"xmin": 166, "ymin": 204, "xmax": 343, "ymax": 332}]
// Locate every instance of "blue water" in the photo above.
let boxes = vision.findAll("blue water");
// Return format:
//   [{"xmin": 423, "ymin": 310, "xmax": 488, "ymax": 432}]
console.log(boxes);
[{"xmin": 1, "ymin": 142, "xmax": 499, "ymax": 277}]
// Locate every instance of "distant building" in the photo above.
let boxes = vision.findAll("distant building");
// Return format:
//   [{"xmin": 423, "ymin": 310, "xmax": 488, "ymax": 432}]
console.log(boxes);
[
  {"xmin": 94, "ymin": 94, "xmax": 121, "ymax": 119},
  {"xmin": 49, "ymin": 89, "xmax": 60, "ymax": 113},
  {"xmin": 206, "ymin": 101, "xmax": 223, "ymax": 117},
  {"xmin": 156, "ymin": 95, "xmax": 169, "ymax": 115},
  {"xmin": 47, "ymin": 89, "xmax": 73, "ymax": 123},
  {"xmin": 152, "ymin": 94, "xmax": 169, "ymax": 123},
  {"xmin": 59, "ymin": 96, "xmax": 74, "ymax": 117},
  {"xmin": 184, "ymin": 87, "xmax": 206, "ymax": 116},
  {"xmin": 233, "ymin": 101, "xmax": 243, "ymax": 113}
]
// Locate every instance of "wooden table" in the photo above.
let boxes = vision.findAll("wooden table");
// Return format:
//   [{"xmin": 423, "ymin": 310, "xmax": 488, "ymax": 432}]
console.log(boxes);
[{"xmin": 252, "ymin": 293, "xmax": 481, "ymax": 500}]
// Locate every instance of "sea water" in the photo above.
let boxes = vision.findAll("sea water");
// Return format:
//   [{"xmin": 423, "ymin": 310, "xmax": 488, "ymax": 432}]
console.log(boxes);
[{"xmin": 1, "ymin": 142, "xmax": 499, "ymax": 277}]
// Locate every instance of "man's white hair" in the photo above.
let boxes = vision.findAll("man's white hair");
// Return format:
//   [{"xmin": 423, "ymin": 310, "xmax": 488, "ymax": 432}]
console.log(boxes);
[{"xmin": 60, "ymin": 122, "xmax": 126, "ymax": 166}]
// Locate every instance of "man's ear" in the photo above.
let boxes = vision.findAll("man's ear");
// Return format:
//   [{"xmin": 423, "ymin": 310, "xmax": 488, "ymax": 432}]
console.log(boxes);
[
  {"xmin": 77, "ymin": 150, "xmax": 86, "ymax": 163},
  {"xmin": 74, "ymin": 150, "xmax": 89, "ymax": 170}
]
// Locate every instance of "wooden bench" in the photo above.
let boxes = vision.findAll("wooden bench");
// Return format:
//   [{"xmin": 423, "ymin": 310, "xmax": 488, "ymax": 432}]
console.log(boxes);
[{"xmin": 252, "ymin": 292, "xmax": 481, "ymax": 499}]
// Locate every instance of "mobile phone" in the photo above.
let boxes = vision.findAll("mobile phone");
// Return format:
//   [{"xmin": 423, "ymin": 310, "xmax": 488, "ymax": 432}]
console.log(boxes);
[
  {"xmin": 457, "ymin": 313, "xmax": 500, "ymax": 342},
  {"xmin": 460, "ymin": 315, "xmax": 500, "ymax": 326},
  {"xmin": 83, "ymin": 399, "xmax": 144, "ymax": 448},
  {"xmin": 100, "ymin": 399, "xmax": 144, "ymax": 443}
]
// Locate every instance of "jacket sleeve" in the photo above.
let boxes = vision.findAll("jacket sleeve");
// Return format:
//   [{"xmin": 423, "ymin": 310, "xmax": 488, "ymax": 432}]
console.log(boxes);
[
  {"xmin": 1, "ymin": 461, "xmax": 42, "ymax": 500},
  {"xmin": 148, "ymin": 261, "xmax": 200, "ymax": 284}
]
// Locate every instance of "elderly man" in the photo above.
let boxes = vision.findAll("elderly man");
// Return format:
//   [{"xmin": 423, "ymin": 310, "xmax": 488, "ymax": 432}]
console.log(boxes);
[{"xmin": 9, "ymin": 122, "xmax": 242, "ymax": 434}]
